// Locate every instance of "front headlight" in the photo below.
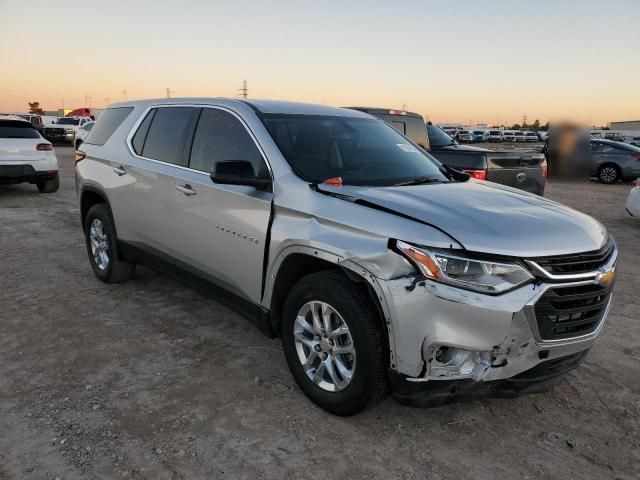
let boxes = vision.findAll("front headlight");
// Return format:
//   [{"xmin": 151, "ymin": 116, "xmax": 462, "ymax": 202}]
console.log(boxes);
[
  {"xmin": 65, "ymin": 128, "xmax": 75, "ymax": 133},
  {"xmin": 396, "ymin": 240, "xmax": 533, "ymax": 294}
]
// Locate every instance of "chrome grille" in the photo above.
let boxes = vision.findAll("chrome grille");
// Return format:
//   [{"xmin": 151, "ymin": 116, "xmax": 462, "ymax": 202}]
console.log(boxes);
[{"xmin": 528, "ymin": 237, "xmax": 614, "ymax": 276}]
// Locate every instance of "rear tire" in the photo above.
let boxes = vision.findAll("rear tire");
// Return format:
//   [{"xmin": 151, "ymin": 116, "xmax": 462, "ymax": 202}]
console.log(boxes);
[
  {"xmin": 598, "ymin": 164, "xmax": 620, "ymax": 184},
  {"xmin": 84, "ymin": 204, "xmax": 135, "ymax": 283},
  {"xmin": 281, "ymin": 271, "xmax": 388, "ymax": 415},
  {"xmin": 36, "ymin": 174, "xmax": 59, "ymax": 193}
]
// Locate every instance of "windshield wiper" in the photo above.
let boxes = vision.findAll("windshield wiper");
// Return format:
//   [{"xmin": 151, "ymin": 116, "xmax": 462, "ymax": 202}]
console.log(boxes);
[{"xmin": 394, "ymin": 176, "xmax": 447, "ymax": 186}]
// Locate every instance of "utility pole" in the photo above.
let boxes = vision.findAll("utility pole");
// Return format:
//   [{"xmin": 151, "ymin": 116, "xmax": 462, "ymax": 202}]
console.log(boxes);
[
  {"xmin": 122, "ymin": 89, "xmax": 128, "ymax": 101},
  {"xmin": 401, "ymin": 103, "xmax": 407, "ymax": 111},
  {"xmin": 238, "ymin": 79, "xmax": 248, "ymax": 98},
  {"xmin": 522, "ymin": 113, "xmax": 527, "ymax": 127},
  {"xmin": 166, "ymin": 88, "xmax": 173, "ymax": 99},
  {"xmin": 104, "ymin": 98, "xmax": 111, "ymax": 106}
]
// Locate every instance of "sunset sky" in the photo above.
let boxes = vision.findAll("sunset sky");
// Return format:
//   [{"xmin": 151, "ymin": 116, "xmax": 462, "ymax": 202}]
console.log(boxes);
[{"xmin": 1, "ymin": 0, "xmax": 638, "ymax": 126}]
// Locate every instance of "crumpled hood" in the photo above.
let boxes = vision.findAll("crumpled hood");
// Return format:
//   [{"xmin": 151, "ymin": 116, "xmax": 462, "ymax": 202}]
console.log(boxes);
[{"xmin": 318, "ymin": 181, "xmax": 608, "ymax": 257}]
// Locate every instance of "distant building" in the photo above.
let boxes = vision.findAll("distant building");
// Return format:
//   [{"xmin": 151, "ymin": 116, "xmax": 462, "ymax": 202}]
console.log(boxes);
[{"xmin": 610, "ymin": 120, "xmax": 640, "ymax": 131}]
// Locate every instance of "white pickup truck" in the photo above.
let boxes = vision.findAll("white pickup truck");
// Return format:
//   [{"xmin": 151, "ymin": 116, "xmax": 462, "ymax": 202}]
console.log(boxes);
[{"xmin": 43, "ymin": 116, "xmax": 92, "ymax": 144}]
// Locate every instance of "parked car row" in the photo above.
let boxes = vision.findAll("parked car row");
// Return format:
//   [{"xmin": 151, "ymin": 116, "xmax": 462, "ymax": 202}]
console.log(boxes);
[
  {"xmin": 446, "ymin": 128, "xmax": 547, "ymax": 143},
  {"xmin": 7, "ymin": 111, "xmax": 99, "ymax": 145}
]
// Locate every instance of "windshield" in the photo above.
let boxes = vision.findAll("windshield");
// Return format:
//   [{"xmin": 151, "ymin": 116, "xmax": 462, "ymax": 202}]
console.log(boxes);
[
  {"xmin": 427, "ymin": 125, "xmax": 457, "ymax": 147},
  {"xmin": 263, "ymin": 114, "xmax": 448, "ymax": 186},
  {"xmin": 472, "ymin": 130, "xmax": 484, "ymax": 134},
  {"xmin": 56, "ymin": 118, "xmax": 80, "ymax": 125}
]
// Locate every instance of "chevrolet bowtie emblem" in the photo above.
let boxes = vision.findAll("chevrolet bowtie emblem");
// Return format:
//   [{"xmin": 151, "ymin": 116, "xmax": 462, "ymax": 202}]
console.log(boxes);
[{"xmin": 595, "ymin": 267, "xmax": 616, "ymax": 287}]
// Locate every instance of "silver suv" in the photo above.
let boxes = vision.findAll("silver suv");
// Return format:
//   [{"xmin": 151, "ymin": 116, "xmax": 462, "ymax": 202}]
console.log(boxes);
[{"xmin": 75, "ymin": 98, "xmax": 617, "ymax": 415}]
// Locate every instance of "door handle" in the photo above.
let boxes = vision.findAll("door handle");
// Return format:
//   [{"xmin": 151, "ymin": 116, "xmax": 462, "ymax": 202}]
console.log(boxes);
[
  {"xmin": 176, "ymin": 184, "xmax": 196, "ymax": 196},
  {"xmin": 113, "ymin": 166, "xmax": 126, "ymax": 176}
]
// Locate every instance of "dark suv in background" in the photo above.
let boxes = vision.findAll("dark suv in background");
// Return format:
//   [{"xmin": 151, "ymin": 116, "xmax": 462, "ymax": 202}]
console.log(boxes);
[{"xmin": 347, "ymin": 107, "xmax": 547, "ymax": 195}]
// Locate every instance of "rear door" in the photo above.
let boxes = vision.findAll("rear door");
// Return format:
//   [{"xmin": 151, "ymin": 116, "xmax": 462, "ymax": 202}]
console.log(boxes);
[
  {"xmin": 170, "ymin": 106, "xmax": 273, "ymax": 304},
  {"xmin": 110, "ymin": 106, "xmax": 199, "ymax": 257}
]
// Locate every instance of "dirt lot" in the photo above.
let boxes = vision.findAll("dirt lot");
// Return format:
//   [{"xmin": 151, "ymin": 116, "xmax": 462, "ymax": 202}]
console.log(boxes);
[{"xmin": 1, "ymin": 146, "xmax": 639, "ymax": 480}]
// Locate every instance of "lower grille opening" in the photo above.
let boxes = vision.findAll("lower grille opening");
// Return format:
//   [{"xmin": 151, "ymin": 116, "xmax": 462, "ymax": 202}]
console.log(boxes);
[{"xmin": 534, "ymin": 283, "xmax": 612, "ymax": 340}]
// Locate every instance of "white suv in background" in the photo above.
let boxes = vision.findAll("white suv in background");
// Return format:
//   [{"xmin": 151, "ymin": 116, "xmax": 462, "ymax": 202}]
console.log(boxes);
[
  {"xmin": 502, "ymin": 130, "xmax": 516, "ymax": 142},
  {"xmin": 0, "ymin": 115, "xmax": 59, "ymax": 192},
  {"xmin": 74, "ymin": 121, "xmax": 95, "ymax": 149}
]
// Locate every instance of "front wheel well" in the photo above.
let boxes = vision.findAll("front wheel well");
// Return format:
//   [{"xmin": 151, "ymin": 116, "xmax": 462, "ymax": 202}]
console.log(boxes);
[{"xmin": 268, "ymin": 254, "xmax": 389, "ymax": 350}]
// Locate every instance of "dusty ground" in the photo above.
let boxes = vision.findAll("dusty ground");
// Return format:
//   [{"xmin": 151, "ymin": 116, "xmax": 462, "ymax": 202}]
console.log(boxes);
[{"xmin": 1, "ymin": 146, "xmax": 638, "ymax": 480}]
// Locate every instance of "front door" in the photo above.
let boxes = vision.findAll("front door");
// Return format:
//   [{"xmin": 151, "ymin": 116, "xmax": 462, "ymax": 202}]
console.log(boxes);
[{"xmin": 170, "ymin": 107, "xmax": 273, "ymax": 304}]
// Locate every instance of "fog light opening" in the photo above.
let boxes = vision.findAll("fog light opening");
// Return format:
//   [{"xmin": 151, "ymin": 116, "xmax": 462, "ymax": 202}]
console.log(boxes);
[{"xmin": 434, "ymin": 346, "xmax": 467, "ymax": 367}]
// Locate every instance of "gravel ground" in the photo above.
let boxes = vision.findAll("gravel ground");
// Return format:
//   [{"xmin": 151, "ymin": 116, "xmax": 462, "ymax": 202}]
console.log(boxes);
[{"xmin": 1, "ymin": 146, "xmax": 638, "ymax": 480}]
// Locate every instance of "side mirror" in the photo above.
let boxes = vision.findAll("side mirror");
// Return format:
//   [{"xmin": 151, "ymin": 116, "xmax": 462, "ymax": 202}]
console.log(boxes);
[{"xmin": 210, "ymin": 160, "xmax": 271, "ymax": 190}]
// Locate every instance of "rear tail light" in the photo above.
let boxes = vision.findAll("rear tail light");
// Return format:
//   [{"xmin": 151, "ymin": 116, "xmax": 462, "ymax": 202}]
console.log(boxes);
[
  {"xmin": 75, "ymin": 150, "xmax": 86, "ymax": 163},
  {"xmin": 632, "ymin": 153, "xmax": 640, "ymax": 161},
  {"xmin": 36, "ymin": 143, "xmax": 53, "ymax": 151},
  {"xmin": 462, "ymin": 169, "xmax": 487, "ymax": 180},
  {"xmin": 388, "ymin": 110, "xmax": 407, "ymax": 116},
  {"xmin": 542, "ymin": 165, "xmax": 548, "ymax": 178}
]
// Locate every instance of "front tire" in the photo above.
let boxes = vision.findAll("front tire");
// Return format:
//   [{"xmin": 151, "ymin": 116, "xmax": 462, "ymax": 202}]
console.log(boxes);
[
  {"xmin": 84, "ymin": 204, "xmax": 135, "ymax": 283},
  {"xmin": 281, "ymin": 271, "xmax": 388, "ymax": 415},
  {"xmin": 36, "ymin": 174, "xmax": 59, "ymax": 193}
]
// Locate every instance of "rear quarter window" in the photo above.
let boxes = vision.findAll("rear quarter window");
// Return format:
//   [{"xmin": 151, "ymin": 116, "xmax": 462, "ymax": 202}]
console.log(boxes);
[{"xmin": 85, "ymin": 107, "xmax": 133, "ymax": 146}]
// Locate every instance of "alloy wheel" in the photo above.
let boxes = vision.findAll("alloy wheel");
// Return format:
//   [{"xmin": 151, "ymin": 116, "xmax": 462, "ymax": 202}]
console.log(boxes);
[
  {"xmin": 293, "ymin": 301, "xmax": 356, "ymax": 392},
  {"xmin": 89, "ymin": 218, "xmax": 110, "ymax": 270},
  {"xmin": 600, "ymin": 167, "xmax": 618, "ymax": 183}
]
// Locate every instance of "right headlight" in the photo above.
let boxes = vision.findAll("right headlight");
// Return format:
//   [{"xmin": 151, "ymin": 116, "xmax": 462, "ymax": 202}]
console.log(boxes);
[{"xmin": 396, "ymin": 240, "xmax": 534, "ymax": 294}]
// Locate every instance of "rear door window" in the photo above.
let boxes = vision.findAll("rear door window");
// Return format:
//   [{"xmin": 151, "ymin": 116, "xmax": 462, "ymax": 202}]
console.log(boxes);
[
  {"xmin": 189, "ymin": 108, "xmax": 267, "ymax": 176},
  {"xmin": 141, "ymin": 107, "xmax": 196, "ymax": 166},
  {"xmin": 85, "ymin": 107, "xmax": 133, "ymax": 145}
]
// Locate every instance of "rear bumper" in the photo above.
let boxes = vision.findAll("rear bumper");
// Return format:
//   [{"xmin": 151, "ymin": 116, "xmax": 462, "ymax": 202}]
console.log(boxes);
[
  {"xmin": 390, "ymin": 349, "xmax": 589, "ymax": 407},
  {"xmin": 0, "ymin": 164, "xmax": 58, "ymax": 184}
]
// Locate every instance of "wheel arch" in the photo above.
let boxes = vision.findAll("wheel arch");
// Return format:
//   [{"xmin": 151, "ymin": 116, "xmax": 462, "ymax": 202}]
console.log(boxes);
[
  {"xmin": 80, "ymin": 185, "xmax": 113, "ymax": 230},
  {"xmin": 265, "ymin": 246, "xmax": 396, "ymax": 368}
]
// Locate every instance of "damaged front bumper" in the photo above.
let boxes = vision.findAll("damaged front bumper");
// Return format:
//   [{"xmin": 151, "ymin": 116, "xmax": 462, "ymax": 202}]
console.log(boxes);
[{"xmin": 382, "ymin": 272, "xmax": 613, "ymax": 406}]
